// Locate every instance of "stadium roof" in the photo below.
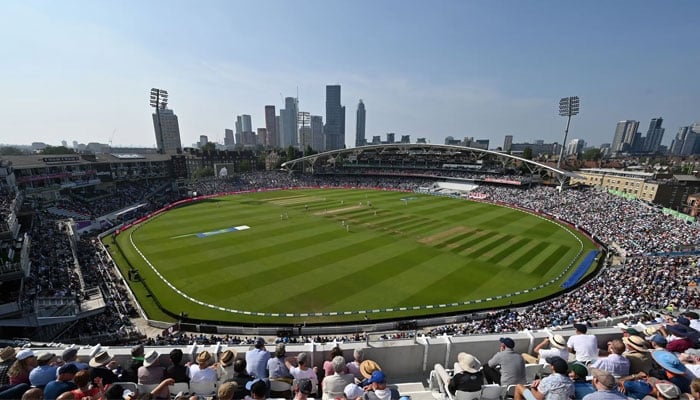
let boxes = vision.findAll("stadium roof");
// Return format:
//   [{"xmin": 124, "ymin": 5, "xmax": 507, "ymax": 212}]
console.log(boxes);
[{"xmin": 281, "ymin": 143, "xmax": 578, "ymax": 178}]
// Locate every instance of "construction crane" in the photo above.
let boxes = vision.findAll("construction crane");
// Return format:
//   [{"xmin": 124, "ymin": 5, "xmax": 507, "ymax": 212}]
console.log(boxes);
[{"xmin": 108, "ymin": 129, "xmax": 116, "ymax": 147}]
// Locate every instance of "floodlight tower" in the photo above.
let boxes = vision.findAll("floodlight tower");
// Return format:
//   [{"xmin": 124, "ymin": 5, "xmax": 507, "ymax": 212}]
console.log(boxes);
[
  {"xmin": 557, "ymin": 96, "xmax": 579, "ymax": 170},
  {"xmin": 150, "ymin": 88, "xmax": 169, "ymax": 154}
]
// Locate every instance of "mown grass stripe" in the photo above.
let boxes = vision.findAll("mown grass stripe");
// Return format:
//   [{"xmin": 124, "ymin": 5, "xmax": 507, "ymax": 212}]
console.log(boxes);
[
  {"xmin": 505, "ymin": 242, "xmax": 550, "ymax": 271},
  {"xmin": 467, "ymin": 234, "xmax": 514, "ymax": 258},
  {"xmin": 532, "ymin": 245, "xmax": 571, "ymax": 277},
  {"xmin": 486, "ymin": 238, "xmax": 532, "ymax": 264}
]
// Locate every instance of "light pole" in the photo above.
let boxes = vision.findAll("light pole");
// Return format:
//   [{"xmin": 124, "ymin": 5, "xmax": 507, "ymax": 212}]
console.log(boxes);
[
  {"xmin": 150, "ymin": 88, "xmax": 169, "ymax": 154},
  {"xmin": 557, "ymin": 96, "xmax": 579, "ymax": 170}
]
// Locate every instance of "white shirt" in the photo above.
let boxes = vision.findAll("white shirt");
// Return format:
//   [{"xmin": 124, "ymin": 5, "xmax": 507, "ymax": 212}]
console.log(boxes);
[
  {"xmin": 290, "ymin": 366, "xmax": 318, "ymax": 393},
  {"xmin": 188, "ymin": 364, "xmax": 217, "ymax": 383},
  {"xmin": 567, "ymin": 334, "xmax": 599, "ymax": 363}
]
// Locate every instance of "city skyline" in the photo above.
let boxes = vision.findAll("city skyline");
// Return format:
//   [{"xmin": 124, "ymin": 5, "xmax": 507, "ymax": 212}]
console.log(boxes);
[{"xmin": 1, "ymin": 1, "xmax": 699, "ymax": 149}]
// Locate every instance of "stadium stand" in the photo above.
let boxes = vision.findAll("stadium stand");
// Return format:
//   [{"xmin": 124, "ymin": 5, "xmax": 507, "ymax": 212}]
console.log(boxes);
[{"xmin": 0, "ymin": 151, "xmax": 699, "ymax": 398}]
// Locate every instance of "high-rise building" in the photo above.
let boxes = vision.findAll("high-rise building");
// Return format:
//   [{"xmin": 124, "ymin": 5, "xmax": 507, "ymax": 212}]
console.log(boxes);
[
  {"xmin": 257, "ymin": 128, "xmax": 267, "ymax": 146},
  {"xmin": 565, "ymin": 138, "xmax": 585, "ymax": 156},
  {"xmin": 265, "ymin": 105, "xmax": 278, "ymax": 148},
  {"xmin": 324, "ymin": 85, "xmax": 345, "ymax": 151},
  {"xmin": 224, "ymin": 129, "xmax": 234, "ymax": 148},
  {"xmin": 280, "ymin": 97, "xmax": 298, "ymax": 148},
  {"xmin": 671, "ymin": 124, "xmax": 700, "ymax": 155},
  {"xmin": 199, "ymin": 135, "xmax": 208, "ymax": 148},
  {"xmin": 503, "ymin": 135, "xmax": 513, "ymax": 152},
  {"xmin": 311, "ymin": 115, "xmax": 324, "ymax": 152},
  {"xmin": 355, "ymin": 100, "xmax": 366, "ymax": 147},
  {"xmin": 297, "ymin": 111, "xmax": 311, "ymax": 150},
  {"xmin": 152, "ymin": 108, "xmax": 182, "ymax": 153},
  {"xmin": 611, "ymin": 120, "xmax": 639, "ymax": 153},
  {"xmin": 642, "ymin": 117, "xmax": 665, "ymax": 153}
]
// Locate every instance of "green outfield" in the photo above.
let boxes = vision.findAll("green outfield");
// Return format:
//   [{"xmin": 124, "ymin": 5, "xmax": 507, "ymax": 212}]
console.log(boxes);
[{"xmin": 104, "ymin": 188, "xmax": 598, "ymax": 324}]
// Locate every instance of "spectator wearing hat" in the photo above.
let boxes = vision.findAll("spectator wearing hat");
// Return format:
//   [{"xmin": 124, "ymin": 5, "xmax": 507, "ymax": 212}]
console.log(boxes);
[
  {"xmin": 358, "ymin": 360, "xmax": 382, "ymax": 388},
  {"xmin": 231, "ymin": 359, "xmax": 254, "ymax": 399},
  {"xmin": 650, "ymin": 351, "xmax": 692, "ymax": 394},
  {"xmin": 29, "ymin": 352, "xmax": 57, "ymax": 388},
  {"xmin": 622, "ymin": 336, "xmax": 653, "ymax": 375},
  {"xmin": 88, "ymin": 351, "xmax": 119, "ymax": 385},
  {"xmin": 218, "ymin": 381, "xmax": 238, "ymax": 400},
  {"xmin": 651, "ymin": 334, "xmax": 668, "ymax": 351},
  {"xmin": 189, "ymin": 350, "xmax": 217, "ymax": 384},
  {"xmin": 568, "ymin": 363, "xmax": 595, "ymax": 400},
  {"xmin": 60, "ymin": 347, "xmax": 88, "ymax": 374},
  {"xmin": 448, "ymin": 353, "xmax": 483, "ymax": 395},
  {"xmin": 591, "ymin": 340, "xmax": 630, "ymax": 377},
  {"xmin": 524, "ymin": 335, "xmax": 570, "ymax": 365},
  {"xmin": 293, "ymin": 378, "xmax": 314, "ymax": 400},
  {"xmin": 267, "ymin": 344, "xmax": 292, "ymax": 384},
  {"xmin": 568, "ymin": 324, "xmax": 599, "ymax": 364},
  {"xmin": 44, "ymin": 364, "xmax": 78, "ymax": 400},
  {"xmin": 347, "ymin": 349, "xmax": 365, "ymax": 381},
  {"xmin": 286, "ymin": 353, "xmax": 318, "ymax": 395},
  {"xmin": 218, "ymin": 349, "xmax": 238, "ymax": 382},
  {"xmin": 138, "ymin": 350, "xmax": 165, "ymax": 385},
  {"xmin": 8, "ymin": 350, "xmax": 37, "ymax": 385},
  {"xmin": 582, "ymin": 368, "xmax": 626, "ymax": 400},
  {"xmin": 654, "ymin": 382, "xmax": 682, "ymax": 400},
  {"xmin": 616, "ymin": 370, "xmax": 653, "ymax": 400},
  {"xmin": 322, "ymin": 356, "xmax": 354, "ymax": 400},
  {"xmin": 164, "ymin": 349, "xmax": 189, "ymax": 384},
  {"xmin": 345, "ymin": 383, "xmax": 365, "ymax": 400},
  {"xmin": 660, "ymin": 321, "xmax": 696, "ymax": 354},
  {"xmin": 514, "ymin": 356, "xmax": 574, "ymax": 400},
  {"xmin": 246, "ymin": 337, "xmax": 271, "ymax": 379},
  {"xmin": 362, "ymin": 370, "xmax": 399, "ymax": 400},
  {"xmin": 0, "ymin": 347, "xmax": 17, "ymax": 387},
  {"xmin": 484, "ymin": 337, "xmax": 526, "ymax": 386},
  {"xmin": 120, "ymin": 344, "xmax": 145, "ymax": 383}
]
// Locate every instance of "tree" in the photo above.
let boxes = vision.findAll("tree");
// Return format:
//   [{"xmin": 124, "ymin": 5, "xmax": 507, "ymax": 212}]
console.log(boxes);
[
  {"xmin": 286, "ymin": 146, "xmax": 296, "ymax": 161},
  {"xmin": 40, "ymin": 146, "xmax": 75, "ymax": 155},
  {"xmin": 238, "ymin": 159, "xmax": 250, "ymax": 172},
  {"xmin": 582, "ymin": 148, "xmax": 602, "ymax": 161},
  {"xmin": 522, "ymin": 147, "xmax": 533, "ymax": 160},
  {"xmin": 193, "ymin": 166, "xmax": 214, "ymax": 179},
  {"xmin": 200, "ymin": 142, "xmax": 216, "ymax": 152},
  {"xmin": 0, "ymin": 146, "xmax": 24, "ymax": 155}
]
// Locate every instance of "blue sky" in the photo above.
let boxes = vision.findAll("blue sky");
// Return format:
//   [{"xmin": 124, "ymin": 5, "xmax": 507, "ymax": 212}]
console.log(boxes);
[{"xmin": 1, "ymin": 0, "xmax": 698, "ymax": 149}]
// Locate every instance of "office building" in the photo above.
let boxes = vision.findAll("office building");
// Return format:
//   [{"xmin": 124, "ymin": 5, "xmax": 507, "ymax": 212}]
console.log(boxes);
[
  {"xmin": 265, "ymin": 105, "xmax": 278, "ymax": 148},
  {"xmin": 199, "ymin": 135, "xmax": 208, "ymax": 148},
  {"xmin": 324, "ymin": 85, "xmax": 345, "ymax": 151},
  {"xmin": 670, "ymin": 123, "xmax": 700, "ymax": 156},
  {"xmin": 224, "ymin": 129, "xmax": 234, "ymax": 148},
  {"xmin": 280, "ymin": 97, "xmax": 298, "ymax": 148},
  {"xmin": 565, "ymin": 139, "xmax": 585, "ymax": 156},
  {"xmin": 503, "ymin": 135, "xmax": 513, "ymax": 152},
  {"xmin": 643, "ymin": 117, "xmax": 664, "ymax": 153},
  {"xmin": 355, "ymin": 100, "xmax": 366, "ymax": 147},
  {"xmin": 152, "ymin": 108, "xmax": 182, "ymax": 153},
  {"xmin": 311, "ymin": 115, "xmax": 324, "ymax": 152},
  {"xmin": 257, "ymin": 128, "xmax": 267, "ymax": 146},
  {"xmin": 611, "ymin": 120, "xmax": 639, "ymax": 153}
]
